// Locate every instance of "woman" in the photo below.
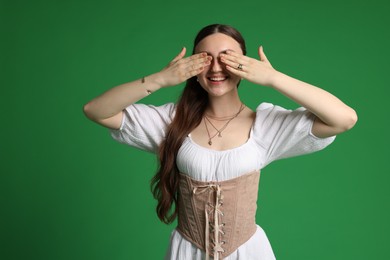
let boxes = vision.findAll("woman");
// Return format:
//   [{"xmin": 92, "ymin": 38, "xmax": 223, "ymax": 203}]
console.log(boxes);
[{"xmin": 84, "ymin": 24, "xmax": 357, "ymax": 260}]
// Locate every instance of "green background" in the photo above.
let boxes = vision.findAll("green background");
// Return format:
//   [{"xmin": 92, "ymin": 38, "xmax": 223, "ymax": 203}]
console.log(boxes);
[{"xmin": 1, "ymin": 0, "xmax": 388, "ymax": 259}]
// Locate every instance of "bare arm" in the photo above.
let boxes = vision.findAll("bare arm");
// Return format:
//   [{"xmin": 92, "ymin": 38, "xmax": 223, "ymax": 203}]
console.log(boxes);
[
  {"xmin": 83, "ymin": 48, "xmax": 211, "ymax": 129},
  {"xmin": 220, "ymin": 46, "xmax": 358, "ymax": 138},
  {"xmin": 266, "ymin": 71, "xmax": 358, "ymax": 138},
  {"xmin": 83, "ymin": 74, "xmax": 162, "ymax": 129}
]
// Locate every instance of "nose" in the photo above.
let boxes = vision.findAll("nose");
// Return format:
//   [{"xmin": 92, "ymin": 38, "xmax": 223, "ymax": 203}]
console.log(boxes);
[{"xmin": 210, "ymin": 56, "xmax": 223, "ymax": 72}]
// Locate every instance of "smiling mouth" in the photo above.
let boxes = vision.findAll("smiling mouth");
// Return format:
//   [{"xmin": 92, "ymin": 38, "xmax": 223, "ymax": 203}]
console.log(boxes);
[{"xmin": 207, "ymin": 76, "xmax": 228, "ymax": 82}]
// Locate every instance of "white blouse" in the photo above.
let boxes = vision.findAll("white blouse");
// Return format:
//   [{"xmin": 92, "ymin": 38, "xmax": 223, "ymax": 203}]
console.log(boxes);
[{"xmin": 110, "ymin": 102, "xmax": 335, "ymax": 260}]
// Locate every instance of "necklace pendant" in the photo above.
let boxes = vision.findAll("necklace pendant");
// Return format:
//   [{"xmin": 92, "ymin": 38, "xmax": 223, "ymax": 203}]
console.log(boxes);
[
  {"xmin": 218, "ymin": 132, "xmax": 222, "ymax": 137},
  {"xmin": 208, "ymin": 140, "xmax": 212, "ymax": 146}
]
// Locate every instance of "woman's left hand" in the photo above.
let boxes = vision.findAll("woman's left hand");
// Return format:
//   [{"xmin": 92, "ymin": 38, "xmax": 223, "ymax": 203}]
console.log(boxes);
[{"xmin": 220, "ymin": 46, "xmax": 277, "ymax": 86}]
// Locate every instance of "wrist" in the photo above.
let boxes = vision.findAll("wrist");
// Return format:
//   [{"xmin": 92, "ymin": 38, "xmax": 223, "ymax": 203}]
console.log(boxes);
[
  {"xmin": 143, "ymin": 73, "xmax": 164, "ymax": 92},
  {"xmin": 267, "ymin": 70, "xmax": 287, "ymax": 89},
  {"xmin": 153, "ymin": 72, "xmax": 172, "ymax": 88}
]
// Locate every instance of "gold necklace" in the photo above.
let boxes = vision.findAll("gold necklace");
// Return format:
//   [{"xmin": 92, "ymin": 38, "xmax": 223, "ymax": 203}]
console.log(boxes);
[{"xmin": 204, "ymin": 104, "xmax": 245, "ymax": 145}]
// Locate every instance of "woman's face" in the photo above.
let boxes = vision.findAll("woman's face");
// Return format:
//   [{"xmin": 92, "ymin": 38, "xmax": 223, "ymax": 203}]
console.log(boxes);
[{"xmin": 194, "ymin": 33, "xmax": 243, "ymax": 97}]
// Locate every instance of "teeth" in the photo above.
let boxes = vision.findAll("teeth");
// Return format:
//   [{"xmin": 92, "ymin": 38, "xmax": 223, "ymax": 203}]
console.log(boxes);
[{"xmin": 209, "ymin": 77, "xmax": 226, "ymax": 81}]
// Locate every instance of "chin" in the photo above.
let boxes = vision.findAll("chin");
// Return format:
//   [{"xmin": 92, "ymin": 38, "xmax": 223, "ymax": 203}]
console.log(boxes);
[{"xmin": 206, "ymin": 84, "xmax": 238, "ymax": 97}]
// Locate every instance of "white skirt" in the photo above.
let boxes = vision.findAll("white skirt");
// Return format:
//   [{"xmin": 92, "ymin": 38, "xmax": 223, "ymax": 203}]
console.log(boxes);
[{"xmin": 165, "ymin": 225, "xmax": 276, "ymax": 260}]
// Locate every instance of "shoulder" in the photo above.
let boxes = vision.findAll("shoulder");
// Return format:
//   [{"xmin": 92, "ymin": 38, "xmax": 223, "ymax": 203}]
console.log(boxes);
[
  {"xmin": 124, "ymin": 102, "xmax": 176, "ymax": 118},
  {"xmin": 254, "ymin": 102, "xmax": 309, "ymax": 121},
  {"xmin": 256, "ymin": 102, "xmax": 275, "ymax": 111},
  {"xmin": 254, "ymin": 102, "xmax": 288, "ymax": 123},
  {"xmin": 255, "ymin": 102, "xmax": 286, "ymax": 116},
  {"xmin": 252, "ymin": 102, "xmax": 314, "ymax": 138},
  {"xmin": 116, "ymin": 102, "xmax": 176, "ymax": 131},
  {"xmin": 255, "ymin": 102, "xmax": 305, "ymax": 113},
  {"xmin": 127, "ymin": 102, "xmax": 176, "ymax": 112}
]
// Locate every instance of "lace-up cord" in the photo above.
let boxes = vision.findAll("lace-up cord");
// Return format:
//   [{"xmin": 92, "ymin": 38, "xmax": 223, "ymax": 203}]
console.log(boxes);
[{"xmin": 193, "ymin": 184, "xmax": 224, "ymax": 260}]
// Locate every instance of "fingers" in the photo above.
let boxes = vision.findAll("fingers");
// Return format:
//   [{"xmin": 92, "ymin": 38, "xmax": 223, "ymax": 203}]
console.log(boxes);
[
  {"xmin": 258, "ymin": 46, "xmax": 271, "ymax": 64},
  {"xmin": 220, "ymin": 51, "xmax": 247, "ymax": 73},
  {"xmin": 171, "ymin": 47, "xmax": 187, "ymax": 63},
  {"xmin": 221, "ymin": 51, "xmax": 247, "ymax": 64},
  {"xmin": 169, "ymin": 52, "xmax": 211, "ymax": 81},
  {"xmin": 162, "ymin": 49, "xmax": 212, "ymax": 86},
  {"xmin": 174, "ymin": 51, "xmax": 209, "ymax": 66},
  {"xmin": 170, "ymin": 50, "xmax": 210, "ymax": 72},
  {"xmin": 183, "ymin": 54, "xmax": 211, "ymax": 77},
  {"xmin": 220, "ymin": 55, "xmax": 244, "ymax": 70},
  {"xmin": 221, "ymin": 50, "xmax": 247, "ymax": 61}
]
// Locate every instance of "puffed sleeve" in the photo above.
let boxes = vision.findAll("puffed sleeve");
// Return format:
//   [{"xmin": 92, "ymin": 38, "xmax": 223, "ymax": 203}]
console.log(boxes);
[
  {"xmin": 252, "ymin": 103, "xmax": 336, "ymax": 167},
  {"xmin": 109, "ymin": 103, "xmax": 175, "ymax": 153}
]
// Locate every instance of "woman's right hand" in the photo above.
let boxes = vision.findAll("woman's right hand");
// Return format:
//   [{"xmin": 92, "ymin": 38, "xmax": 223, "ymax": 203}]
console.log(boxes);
[
  {"xmin": 83, "ymin": 48, "xmax": 211, "ymax": 130},
  {"xmin": 155, "ymin": 47, "xmax": 211, "ymax": 88}
]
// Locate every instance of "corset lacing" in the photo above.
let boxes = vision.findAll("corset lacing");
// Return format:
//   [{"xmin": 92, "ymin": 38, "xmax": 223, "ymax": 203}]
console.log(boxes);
[{"xmin": 193, "ymin": 184, "xmax": 225, "ymax": 260}]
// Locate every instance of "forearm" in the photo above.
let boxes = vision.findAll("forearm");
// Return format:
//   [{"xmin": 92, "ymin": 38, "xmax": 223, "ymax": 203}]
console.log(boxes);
[
  {"xmin": 269, "ymin": 71, "xmax": 357, "ymax": 131},
  {"xmin": 83, "ymin": 73, "xmax": 162, "ymax": 120},
  {"xmin": 220, "ymin": 46, "xmax": 357, "ymax": 134}
]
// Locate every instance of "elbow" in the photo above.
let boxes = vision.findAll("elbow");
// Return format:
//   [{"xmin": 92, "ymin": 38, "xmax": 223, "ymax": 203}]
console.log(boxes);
[
  {"xmin": 314, "ymin": 108, "xmax": 358, "ymax": 137},
  {"xmin": 341, "ymin": 108, "xmax": 358, "ymax": 132},
  {"xmin": 83, "ymin": 102, "xmax": 95, "ymax": 120}
]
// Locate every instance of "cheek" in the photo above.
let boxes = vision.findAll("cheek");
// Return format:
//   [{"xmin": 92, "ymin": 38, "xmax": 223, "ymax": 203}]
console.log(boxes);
[
  {"xmin": 198, "ymin": 70, "xmax": 207, "ymax": 77},
  {"xmin": 196, "ymin": 72, "xmax": 207, "ymax": 85},
  {"xmin": 197, "ymin": 70, "xmax": 209, "ymax": 83}
]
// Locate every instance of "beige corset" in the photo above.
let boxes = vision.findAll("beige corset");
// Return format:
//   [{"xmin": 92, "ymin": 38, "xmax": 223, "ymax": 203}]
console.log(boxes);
[{"xmin": 177, "ymin": 171, "xmax": 260, "ymax": 260}]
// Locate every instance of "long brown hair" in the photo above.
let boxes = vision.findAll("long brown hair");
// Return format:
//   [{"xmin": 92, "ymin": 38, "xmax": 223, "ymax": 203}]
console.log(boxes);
[{"xmin": 150, "ymin": 24, "xmax": 247, "ymax": 224}]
